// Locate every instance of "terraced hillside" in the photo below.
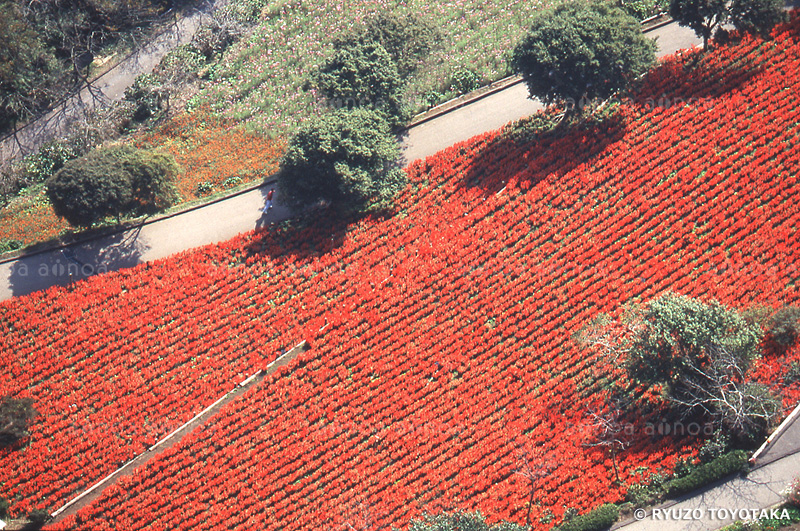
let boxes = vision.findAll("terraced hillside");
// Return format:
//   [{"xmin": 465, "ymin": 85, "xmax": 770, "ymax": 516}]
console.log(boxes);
[{"xmin": 1, "ymin": 13, "xmax": 799, "ymax": 531}]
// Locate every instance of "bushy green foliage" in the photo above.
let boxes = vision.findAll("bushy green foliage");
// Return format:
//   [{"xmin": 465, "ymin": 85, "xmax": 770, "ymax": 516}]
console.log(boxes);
[
  {"xmin": 664, "ymin": 450, "xmax": 749, "ymax": 497},
  {"xmin": 767, "ymin": 306, "xmax": 800, "ymax": 348},
  {"xmin": 669, "ymin": 0, "xmax": 786, "ymax": 47},
  {"xmin": 45, "ymin": 147, "xmax": 133, "ymax": 227},
  {"xmin": 0, "ymin": 239, "xmax": 22, "ymax": 254},
  {"xmin": 627, "ymin": 293, "xmax": 779, "ymax": 443},
  {"xmin": 20, "ymin": 137, "xmax": 90, "ymax": 184},
  {"xmin": 617, "ymin": 0, "xmax": 669, "ymax": 20},
  {"xmin": 406, "ymin": 511, "xmax": 526, "ymax": 531},
  {"xmin": 350, "ymin": 10, "xmax": 440, "ymax": 77},
  {"xmin": 46, "ymin": 145, "xmax": 179, "ymax": 227},
  {"xmin": 553, "ymin": 504, "xmax": 619, "ymax": 531},
  {"xmin": 723, "ymin": 506, "xmax": 800, "ymax": 531},
  {"xmin": 733, "ymin": 382, "xmax": 783, "ymax": 446},
  {"xmin": 314, "ymin": 39, "xmax": 408, "ymax": 127},
  {"xmin": 125, "ymin": 73, "xmax": 168, "ymax": 122},
  {"xmin": 450, "ymin": 68, "xmax": 481, "ymax": 94},
  {"xmin": 278, "ymin": 108, "xmax": 405, "ymax": 213},
  {"xmin": 625, "ymin": 483, "xmax": 662, "ymax": 507},
  {"xmin": 0, "ymin": 396, "xmax": 37, "ymax": 447},
  {"xmin": 510, "ymin": 2, "xmax": 656, "ymax": 113},
  {"xmin": 698, "ymin": 429, "xmax": 731, "ymax": 463},
  {"xmin": 628, "ymin": 293, "xmax": 763, "ymax": 386},
  {"xmin": 122, "ymin": 149, "xmax": 180, "ymax": 214}
]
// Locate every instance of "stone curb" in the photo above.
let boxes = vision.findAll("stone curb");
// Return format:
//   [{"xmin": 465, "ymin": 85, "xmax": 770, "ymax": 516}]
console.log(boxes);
[{"xmin": 0, "ymin": 177, "xmax": 277, "ymax": 266}]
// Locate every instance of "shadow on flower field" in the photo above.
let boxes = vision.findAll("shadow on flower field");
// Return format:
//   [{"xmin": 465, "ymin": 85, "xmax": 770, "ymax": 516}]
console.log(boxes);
[{"xmin": 461, "ymin": 112, "xmax": 628, "ymax": 196}]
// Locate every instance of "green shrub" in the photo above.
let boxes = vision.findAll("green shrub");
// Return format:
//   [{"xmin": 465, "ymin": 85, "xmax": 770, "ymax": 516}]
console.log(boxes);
[
  {"xmin": 554, "ymin": 504, "xmax": 619, "ymax": 531},
  {"xmin": 197, "ymin": 181, "xmax": 215, "ymax": 195},
  {"xmin": 422, "ymin": 90, "xmax": 446, "ymax": 108},
  {"xmin": 699, "ymin": 430, "xmax": 731, "ymax": 463},
  {"xmin": 363, "ymin": 11, "xmax": 440, "ymax": 76},
  {"xmin": 785, "ymin": 362, "xmax": 800, "ymax": 385},
  {"xmin": 768, "ymin": 306, "xmax": 800, "ymax": 348},
  {"xmin": 21, "ymin": 138, "xmax": 88, "ymax": 184},
  {"xmin": 278, "ymin": 108, "xmax": 406, "ymax": 213},
  {"xmin": 335, "ymin": 10, "xmax": 440, "ymax": 77},
  {"xmin": 313, "ymin": 39, "xmax": 408, "ymax": 127},
  {"xmin": 222, "ymin": 176, "xmax": 243, "ymax": 188},
  {"xmin": 664, "ymin": 451, "xmax": 749, "ymax": 498},
  {"xmin": 407, "ymin": 511, "xmax": 526, "ymax": 530},
  {"xmin": 450, "ymin": 68, "xmax": 480, "ymax": 94},
  {"xmin": 125, "ymin": 73, "xmax": 167, "ymax": 122},
  {"xmin": 625, "ymin": 483, "xmax": 661, "ymax": 507},
  {"xmin": 0, "ymin": 239, "xmax": 22, "ymax": 254},
  {"xmin": 618, "ymin": 0, "xmax": 668, "ymax": 20},
  {"xmin": 123, "ymin": 150, "xmax": 180, "ymax": 215},
  {"xmin": 673, "ymin": 457, "xmax": 696, "ymax": 478},
  {"xmin": 46, "ymin": 145, "xmax": 179, "ymax": 227}
]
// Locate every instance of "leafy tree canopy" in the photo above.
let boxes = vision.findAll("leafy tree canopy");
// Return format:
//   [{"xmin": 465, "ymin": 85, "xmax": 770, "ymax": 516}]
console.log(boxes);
[
  {"xmin": 579, "ymin": 292, "xmax": 779, "ymax": 444},
  {"xmin": 669, "ymin": 0, "xmax": 787, "ymax": 48},
  {"xmin": 628, "ymin": 292, "xmax": 763, "ymax": 386},
  {"xmin": 46, "ymin": 145, "xmax": 179, "ymax": 227},
  {"xmin": 314, "ymin": 39, "xmax": 408, "ymax": 128},
  {"xmin": 337, "ymin": 10, "xmax": 441, "ymax": 77},
  {"xmin": 510, "ymin": 2, "xmax": 656, "ymax": 114},
  {"xmin": 278, "ymin": 108, "xmax": 406, "ymax": 213}
]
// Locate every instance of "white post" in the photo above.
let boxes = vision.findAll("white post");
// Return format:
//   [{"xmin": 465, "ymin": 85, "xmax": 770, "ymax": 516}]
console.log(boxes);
[{"xmin": 751, "ymin": 401, "xmax": 800, "ymax": 464}]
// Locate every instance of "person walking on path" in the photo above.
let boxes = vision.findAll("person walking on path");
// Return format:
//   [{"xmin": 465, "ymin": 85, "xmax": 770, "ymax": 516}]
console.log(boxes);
[{"xmin": 262, "ymin": 188, "xmax": 275, "ymax": 213}]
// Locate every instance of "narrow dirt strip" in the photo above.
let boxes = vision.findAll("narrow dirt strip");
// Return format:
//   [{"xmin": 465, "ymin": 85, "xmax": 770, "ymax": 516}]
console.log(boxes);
[{"xmin": 47, "ymin": 340, "xmax": 309, "ymax": 524}]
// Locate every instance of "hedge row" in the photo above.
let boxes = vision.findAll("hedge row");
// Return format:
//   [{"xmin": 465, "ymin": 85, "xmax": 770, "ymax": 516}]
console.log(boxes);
[
  {"xmin": 664, "ymin": 450, "xmax": 749, "ymax": 498},
  {"xmin": 555, "ymin": 504, "xmax": 620, "ymax": 531}
]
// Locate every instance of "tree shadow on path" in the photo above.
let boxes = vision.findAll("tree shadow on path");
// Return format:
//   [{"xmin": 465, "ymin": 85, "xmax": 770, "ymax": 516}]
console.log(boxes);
[{"xmin": 7, "ymin": 226, "xmax": 150, "ymax": 298}]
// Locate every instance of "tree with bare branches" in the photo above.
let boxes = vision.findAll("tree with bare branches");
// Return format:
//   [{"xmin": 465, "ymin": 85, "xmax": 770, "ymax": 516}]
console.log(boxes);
[
  {"xmin": 577, "ymin": 292, "xmax": 781, "ymax": 445},
  {"xmin": 583, "ymin": 401, "xmax": 632, "ymax": 484},
  {"xmin": 514, "ymin": 444, "xmax": 557, "ymax": 528}
]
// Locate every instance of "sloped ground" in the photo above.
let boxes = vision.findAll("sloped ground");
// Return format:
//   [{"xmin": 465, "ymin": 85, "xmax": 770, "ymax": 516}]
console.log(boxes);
[{"xmin": 0, "ymin": 15, "xmax": 789, "ymax": 531}]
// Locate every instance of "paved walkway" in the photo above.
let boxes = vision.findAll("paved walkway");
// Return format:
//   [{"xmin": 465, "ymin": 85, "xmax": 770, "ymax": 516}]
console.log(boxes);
[
  {"xmin": 0, "ymin": 22, "xmax": 701, "ymax": 302},
  {"xmin": 0, "ymin": 1, "xmax": 215, "ymax": 166},
  {"xmin": 613, "ymin": 410, "xmax": 800, "ymax": 531}
]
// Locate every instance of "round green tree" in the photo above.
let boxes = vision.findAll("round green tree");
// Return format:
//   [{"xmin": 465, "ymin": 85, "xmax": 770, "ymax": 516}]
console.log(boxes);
[
  {"xmin": 278, "ymin": 108, "xmax": 406, "ymax": 213},
  {"xmin": 46, "ymin": 145, "xmax": 179, "ymax": 227},
  {"xmin": 510, "ymin": 2, "xmax": 656, "ymax": 115},
  {"xmin": 314, "ymin": 39, "xmax": 408, "ymax": 128}
]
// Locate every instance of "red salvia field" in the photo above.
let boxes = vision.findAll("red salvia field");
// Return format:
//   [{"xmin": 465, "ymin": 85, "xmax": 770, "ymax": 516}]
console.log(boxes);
[{"xmin": 1, "ymin": 13, "xmax": 800, "ymax": 531}]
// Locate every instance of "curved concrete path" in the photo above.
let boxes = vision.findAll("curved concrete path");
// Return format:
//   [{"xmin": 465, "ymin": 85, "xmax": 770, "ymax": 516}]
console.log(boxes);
[
  {"xmin": 0, "ymin": 22, "xmax": 701, "ymax": 302},
  {"xmin": 612, "ymin": 411, "xmax": 800, "ymax": 531}
]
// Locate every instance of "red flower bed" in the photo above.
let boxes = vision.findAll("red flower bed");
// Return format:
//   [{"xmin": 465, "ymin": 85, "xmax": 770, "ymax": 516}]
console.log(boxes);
[{"xmin": 4, "ymin": 13, "xmax": 800, "ymax": 531}]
